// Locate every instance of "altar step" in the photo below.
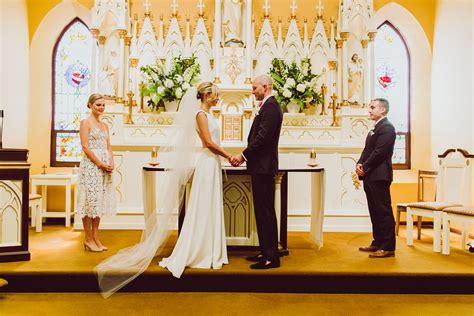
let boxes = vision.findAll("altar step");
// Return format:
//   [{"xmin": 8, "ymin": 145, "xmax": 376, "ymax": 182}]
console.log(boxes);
[{"xmin": 1, "ymin": 227, "xmax": 472, "ymax": 294}]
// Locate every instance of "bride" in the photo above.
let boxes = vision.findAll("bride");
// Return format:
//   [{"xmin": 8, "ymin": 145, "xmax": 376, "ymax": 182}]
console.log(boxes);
[{"xmin": 95, "ymin": 82, "xmax": 232, "ymax": 296}]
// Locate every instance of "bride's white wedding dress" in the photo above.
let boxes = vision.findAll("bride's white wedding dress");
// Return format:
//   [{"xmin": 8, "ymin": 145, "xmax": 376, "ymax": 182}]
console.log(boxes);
[
  {"xmin": 159, "ymin": 110, "xmax": 228, "ymax": 278},
  {"xmin": 95, "ymin": 88, "xmax": 228, "ymax": 297}
]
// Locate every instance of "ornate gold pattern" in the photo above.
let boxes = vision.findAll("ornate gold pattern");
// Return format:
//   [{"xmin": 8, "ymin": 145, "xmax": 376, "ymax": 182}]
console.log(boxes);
[
  {"xmin": 129, "ymin": 58, "xmax": 139, "ymax": 68},
  {"xmin": 98, "ymin": 36, "xmax": 106, "ymax": 45},
  {"xmin": 126, "ymin": 91, "xmax": 134, "ymax": 124},
  {"xmin": 90, "ymin": 28, "xmax": 100, "ymax": 38},
  {"xmin": 212, "ymin": 108, "xmax": 221, "ymax": 119},
  {"xmin": 213, "ymin": 76, "xmax": 221, "ymax": 84},
  {"xmin": 225, "ymin": 49, "xmax": 242, "ymax": 84},
  {"xmin": 222, "ymin": 115, "xmax": 242, "ymax": 141},
  {"xmin": 118, "ymin": 29, "xmax": 127, "ymax": 39},
  {"xmin": 368, "ymin": 31, "xmax": 377, "ymax": 42},
  {"xmin": 274, "ymin": 172, "xmax": 285, "ymax": 184},
  {"xmin": 340, "ymin": 32, "xmax": 349, "ymax": 40},
  {"xmin": 328, "ymin": 60, "xmax": 337, "ymax": 70},
  {"xmin": 244, "ymin": 77, "xmax": 252, "ymax": 84},
  {"xmin": 125, "ymin": 36, "xmax": 132, "ymax": 46},
  {"xmin": 361, "ymin": 39, "xmax": 368, "ymax": 48},
  {"xmin": 243, "ymin": 109, "xmax": 253, "ymax": 119},
  {"xmin": 336, "ymin": 39, "xmax": 343, "ymax": 49}
]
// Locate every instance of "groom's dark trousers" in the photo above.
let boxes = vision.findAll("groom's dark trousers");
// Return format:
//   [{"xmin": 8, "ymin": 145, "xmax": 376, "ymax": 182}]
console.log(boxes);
[{"xmin": 243, "ymin": 96, "xmax": 283, "ymax": 262}]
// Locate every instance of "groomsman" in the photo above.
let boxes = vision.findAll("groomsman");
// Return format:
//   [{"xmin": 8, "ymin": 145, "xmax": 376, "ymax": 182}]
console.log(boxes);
[
  {"xmin": 231, "ymin": 74, "xmax": 283, "ymax": 269},
  {"xmin": 356, "ymin": 98, "xmax": 397, "ymax": 258}
]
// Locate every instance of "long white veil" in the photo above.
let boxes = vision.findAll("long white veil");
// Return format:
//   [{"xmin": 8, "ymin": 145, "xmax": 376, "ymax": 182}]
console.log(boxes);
[{"xmin": 95, "ymin": 87, "xmax": 201, "ymax": 298}]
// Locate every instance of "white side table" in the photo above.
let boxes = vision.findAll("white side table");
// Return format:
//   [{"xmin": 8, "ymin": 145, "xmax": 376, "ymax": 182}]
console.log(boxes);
[{"xmin": 31, "ymin": 174, "xmax": 78, "ymax": 227}]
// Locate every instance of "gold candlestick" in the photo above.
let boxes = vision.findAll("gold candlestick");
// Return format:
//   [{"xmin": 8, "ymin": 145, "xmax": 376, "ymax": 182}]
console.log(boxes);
[
  {"xmin": 330, "ymin": 93, "xmax": 339, "ymax": 127},
  {"xmin": 126, "ymin": 91, "xmax": 134, "ymax": 124},
  {"xmin": 149, "ymin": 147, "xmax": 159, "ymax": 166},
  {"xmin": 308, "ymin": 148, "xmax": 318, "ymax": 167},
  {"xmin": 319, "ymin": 83, "xmax": 328, "ymax": 115},
  {"xmin": 138, "ymin": 81, "xmax": 145, "ymax": 113}
]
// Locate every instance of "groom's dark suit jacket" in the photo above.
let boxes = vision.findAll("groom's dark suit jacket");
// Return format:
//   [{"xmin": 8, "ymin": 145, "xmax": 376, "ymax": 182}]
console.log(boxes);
[
  {"xmin": 358, "ymin": 117, "xmax": 396, "ymax": 182},
  {"xmin": 243, "ymin": 96, "xmax": 283, "ymax": 175}
]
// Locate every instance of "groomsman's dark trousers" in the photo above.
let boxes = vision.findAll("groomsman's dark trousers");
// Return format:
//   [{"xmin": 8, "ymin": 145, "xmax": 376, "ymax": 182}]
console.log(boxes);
[
  {"xmin": 251, "ymin": 174, "xmax": 280, "ymax": 262},
  {"xmin": 363, "ymin": 180, "xmax": 396, "ymax": 251}
]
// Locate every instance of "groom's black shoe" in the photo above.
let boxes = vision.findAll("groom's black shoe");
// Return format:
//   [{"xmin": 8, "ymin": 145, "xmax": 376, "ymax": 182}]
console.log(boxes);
[
  {"xmin": 250, "ymin": 260, "xmax": 280, "ymax": 269},
  {"xmin": 246, "ymin": 253, "xmax": 265, "ymax": 262}
]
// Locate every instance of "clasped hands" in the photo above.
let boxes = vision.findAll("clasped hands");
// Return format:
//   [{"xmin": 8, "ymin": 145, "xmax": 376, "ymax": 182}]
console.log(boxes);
[
  {"xmin": 355, "ymin": 163, "xmax": 365, "ymax": 177},
  {"xmin": 228, "ymin": 154, "xmax": 245, "ymax": 167},
  {"xmin": 99, "ymin": 162, "xmax": 114, "ymax": 173}
]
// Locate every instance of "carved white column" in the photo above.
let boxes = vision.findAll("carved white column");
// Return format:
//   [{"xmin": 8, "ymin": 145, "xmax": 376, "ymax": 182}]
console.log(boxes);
[
  {"xmin": 90, "ymin": 29, "xmax": 100, "ymax": 92},
  {"xmin": 336, "ymin": 39, "xmax": 343, "ymax": 102},
  {"xmin": 368, "ymin": 31, "xmax": 377, "ymax": 101},
  {"xmin": 328, "ymin": 60, "xmax": 337, "ymax": 100},
  {"xmin": 98, "ymin": 35, "xmax": 106, "ymax": 89},
  {"xmin": 244, "ymin": 0, "xmax": 252, "ymax": 83},
  {"xmin": 124, "ymin": 36, "xmax": 131, "ymax": 98},
  {"xmin": 361, "ymin": 39, "xmax": 369, "ymax": 106},
  {"xmin": 341, "ymin": 32, "xmax": 349, "ymax": 104},
  {"xmin": 213, "ymin": 0, "xmax": 222, "ymax": 83},
  {"xmin": 118, "ymin": 29, "xmax": 127, "ymax": 102},
  {"xmin": 129, "ymin": 58, "xmax": 139, "ymax": 104}
]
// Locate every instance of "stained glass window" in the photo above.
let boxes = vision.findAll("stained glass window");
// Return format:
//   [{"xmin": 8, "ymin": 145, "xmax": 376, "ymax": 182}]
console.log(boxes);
[
  {"xmin": 374, "ymin": 22, "xmax": 411, "ymax": 168},
  {"xmin": 52, "ymin": 19, "xmax": 93, "ymax": 166}
]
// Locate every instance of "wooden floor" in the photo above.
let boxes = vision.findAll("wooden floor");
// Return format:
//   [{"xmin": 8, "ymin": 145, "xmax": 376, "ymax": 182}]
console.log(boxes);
[{"xmin": 1, "ymin": 225, "xmax": 473, "ymax": 293}]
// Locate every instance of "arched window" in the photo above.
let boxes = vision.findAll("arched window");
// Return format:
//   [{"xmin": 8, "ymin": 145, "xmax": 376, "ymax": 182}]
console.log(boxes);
[
  {"xmin": 374, "ymin": 21, "xmax": 411, "ymax": 169},
  {"xmin": 51, "ymin": 19, "xmax": 93, "ymax": 166}
]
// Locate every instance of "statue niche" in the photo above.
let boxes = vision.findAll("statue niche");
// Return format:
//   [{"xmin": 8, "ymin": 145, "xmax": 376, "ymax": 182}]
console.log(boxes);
[{"xmin": 222, "ymin": 0, "xmax": 244, "ymax": 47}]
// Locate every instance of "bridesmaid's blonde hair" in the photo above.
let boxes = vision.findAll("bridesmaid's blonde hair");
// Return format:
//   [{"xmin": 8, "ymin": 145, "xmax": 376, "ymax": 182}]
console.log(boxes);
[{"xmin": 87, "ymin": 93, "xmax": 104, "ymax": 108}]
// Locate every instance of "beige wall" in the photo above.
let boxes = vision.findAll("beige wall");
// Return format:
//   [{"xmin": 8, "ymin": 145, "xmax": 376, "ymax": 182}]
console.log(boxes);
[{"xmin": 1, "ymin": 0, "xmax": 29, "ymax": 149}]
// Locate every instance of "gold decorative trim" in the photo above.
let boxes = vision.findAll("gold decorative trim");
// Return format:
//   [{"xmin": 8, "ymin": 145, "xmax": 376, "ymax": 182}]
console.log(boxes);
[
  {"xmin": 328, "ymin": 60, "xmax": 337, "ymax": 70},
  {"xmin": 212, "ymin": 108, "xmax": 221, "ymax": 119},
  {"xmin": 244, "ymin": 77, "xmax": 252, "ymax": 84},
  {"xmin": 340, "ymin": 32, "xmax": 349, "ymax": 40},
  {"xmin": 90, "ymin": 28, "xmax": 100, "ymax": 38},
  {"xmin": 243, "ymin": 109, "xmax": 253, "ymax": 119},
  {"xmin": 118, "ymin": 29, "xmax": 128, "ymax": 39},
  {"xmin": 361, "ymin": 39, "xmax": 368, "ymax": 48},
  {"xmin": 274, "ymin": 172, "xmax": 285, "ymax": 184},
  {"xmin": 213, "ymin": 76, "xmax": 221, "ymax": 84},
  {"xmin": 98, "ymin": 36, "xmax": 106, "ymax": 45},
  {"xmin": 125, "ymin": 36, "xmax": 132, "ymax": 46},
  {"xmin": 129, "ymin": 58, "xmax": 139, "ymax": 68},
  {"xmin": 368, "ymin": 31, "xmax": 377, "ymax": 42},
  {"xmin": 336, "ymin": 39, "xmax": 343, "ymax": 49}
]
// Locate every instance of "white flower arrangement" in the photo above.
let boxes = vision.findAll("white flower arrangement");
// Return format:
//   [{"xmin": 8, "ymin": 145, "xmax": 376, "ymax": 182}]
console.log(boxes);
[
  {"xmin": 269, "ymin": 58, "xmax": 323, "ymax": 111},
  {"xmin": 141, "ymin": 55, "xmax": 201, "ymax": 111}
]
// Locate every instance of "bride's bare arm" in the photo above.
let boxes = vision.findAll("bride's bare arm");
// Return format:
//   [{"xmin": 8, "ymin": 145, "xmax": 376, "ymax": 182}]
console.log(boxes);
[{"xmin": 196, "ymin": 112, "xmax": 231, "ymax": 159}]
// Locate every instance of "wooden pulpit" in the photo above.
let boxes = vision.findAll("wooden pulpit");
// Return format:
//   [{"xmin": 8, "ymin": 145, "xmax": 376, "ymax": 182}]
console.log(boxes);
[{"xmin": 0, "ymin": 123, "xmax": 31, "ymax": 261}]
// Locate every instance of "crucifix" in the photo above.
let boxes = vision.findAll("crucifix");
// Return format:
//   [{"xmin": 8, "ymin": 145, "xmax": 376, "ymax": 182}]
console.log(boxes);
[
  {"xmin": 41, "ymin": 164, "xmax": 47, "ymax": 175},
  {"xmin": 317, "ymin": 0, "xmax": 324, "ymax": 18},
  {"xmin": 263, "ymin": 0, "xmax": 270, "ymax": 18},
  {"xmin": 197, "ymin": 0, "xmax": 204, "ymax": 17},
  {"xmin": 290, "ymin": 0, "xmax": 297, "ymax": 18},
  {"xmin": 171, "ymin": 0, "xmax": 178, "ymax": 17}
]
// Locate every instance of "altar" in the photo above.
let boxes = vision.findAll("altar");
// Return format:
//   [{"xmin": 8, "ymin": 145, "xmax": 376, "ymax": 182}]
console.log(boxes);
[
  {"xmin": 67, "ymin": 0, "xmax": 385, "ymax": 233},
  {"xmin": 142, "ymin": 164, "xmax": 325, "ymax": 252}
]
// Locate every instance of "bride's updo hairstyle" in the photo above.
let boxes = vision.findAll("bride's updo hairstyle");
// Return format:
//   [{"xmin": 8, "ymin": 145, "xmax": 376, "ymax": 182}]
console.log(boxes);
[{"xmin": 196, "ymin": 82, "xmax": 219, "ymax": 102}]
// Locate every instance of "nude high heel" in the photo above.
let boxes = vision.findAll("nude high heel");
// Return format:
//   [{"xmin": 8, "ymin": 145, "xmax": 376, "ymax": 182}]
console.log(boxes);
[{"xmin": 84, "ymin": 241, "xmax": 102, "ymax": 252}]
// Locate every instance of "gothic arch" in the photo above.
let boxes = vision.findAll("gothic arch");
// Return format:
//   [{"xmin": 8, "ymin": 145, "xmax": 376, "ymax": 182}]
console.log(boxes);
[
  {"xmin": 28, "ymin": 2, "xmax": 91, "ymax": 171},
  {"xmin": 373, "ymin": 3, "xmax": 432, "ymax": 177}
]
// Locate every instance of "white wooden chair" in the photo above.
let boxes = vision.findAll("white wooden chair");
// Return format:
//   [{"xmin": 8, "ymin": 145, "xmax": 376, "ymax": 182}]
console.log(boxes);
[
  {"xmin": 406, "ymin": 149, "xmax": 471, "ymax": 252},
  {"xmin": 441, "ymin": 149, "xmax": 474, "ymax": 255},
  {"xmin": 29, "ymin": 194, "xmax": 43, "ymax": 232}
]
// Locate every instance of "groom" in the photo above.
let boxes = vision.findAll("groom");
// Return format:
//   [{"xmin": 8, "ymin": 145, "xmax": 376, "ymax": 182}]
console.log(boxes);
[{"xmin": 231, "ymin": 74, "xmax": 283, "ymax": 269}]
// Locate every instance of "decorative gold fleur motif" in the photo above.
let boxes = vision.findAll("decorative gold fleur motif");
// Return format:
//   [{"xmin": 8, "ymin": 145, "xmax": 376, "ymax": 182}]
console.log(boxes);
[{"xmin": 225, "ymin": 48, "xmax": 242, "ymax": 84}]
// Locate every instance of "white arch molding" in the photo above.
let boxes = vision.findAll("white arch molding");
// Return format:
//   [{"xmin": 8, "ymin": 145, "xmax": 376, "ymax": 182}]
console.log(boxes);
[
  {"xmin": 28, "ymin": 1, "xmax": 91, "ymax": 173},
  {"xmin": 373, "ymin": 3, "xmax": 432, "ymax": 182}
]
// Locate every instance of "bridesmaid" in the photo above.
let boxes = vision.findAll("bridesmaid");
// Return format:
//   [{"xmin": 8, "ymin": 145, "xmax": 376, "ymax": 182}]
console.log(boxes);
[{"xmin": 77, "ymin": 94, "xmax": 116, "ymax": 252}]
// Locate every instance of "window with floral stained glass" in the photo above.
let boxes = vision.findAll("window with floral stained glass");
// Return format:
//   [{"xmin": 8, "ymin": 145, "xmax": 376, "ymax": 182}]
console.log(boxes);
[
  {"xmin": 52, "ymin": 19, "xmax": 93, "ymax": 166},
  {"xmin": 374, "ymin": 22, "xmax": 411, "ymax": 169}
]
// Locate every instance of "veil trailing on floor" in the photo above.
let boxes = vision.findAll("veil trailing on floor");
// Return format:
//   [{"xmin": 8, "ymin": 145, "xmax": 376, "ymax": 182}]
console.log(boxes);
[{"xmin": 95, "ymin": 87, "xmax": 201, "ymax": 298}]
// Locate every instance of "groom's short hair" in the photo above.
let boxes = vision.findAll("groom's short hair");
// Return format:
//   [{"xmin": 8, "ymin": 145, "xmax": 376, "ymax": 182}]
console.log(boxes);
[{"xmin": 254, "ymin": 74, "xmax": 273, "ymax": 89}]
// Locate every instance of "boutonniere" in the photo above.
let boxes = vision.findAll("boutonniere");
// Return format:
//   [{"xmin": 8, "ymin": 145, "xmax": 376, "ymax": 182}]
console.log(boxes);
[{"xmin": 368, "ymin": 129, "xmax": 375, "ymax": 136}]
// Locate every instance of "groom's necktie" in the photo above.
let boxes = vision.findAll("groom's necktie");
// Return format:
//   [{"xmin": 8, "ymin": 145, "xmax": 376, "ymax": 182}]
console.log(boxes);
[{"xmin": 257, "ymin": 101, "xmax": 263, "ymax": 108}]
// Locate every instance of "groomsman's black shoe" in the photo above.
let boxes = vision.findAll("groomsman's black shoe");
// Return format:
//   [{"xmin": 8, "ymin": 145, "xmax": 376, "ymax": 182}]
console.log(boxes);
[
  {"xmin": 246, "ymin": 253, "xmax": 265, "ymax": 262},
  {"xmin": 250, "ymin": 260, "xmax": 280, "ymax": 269}
]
